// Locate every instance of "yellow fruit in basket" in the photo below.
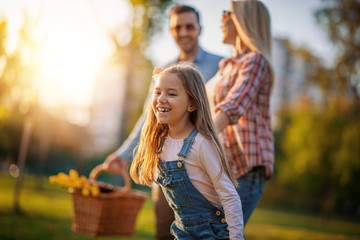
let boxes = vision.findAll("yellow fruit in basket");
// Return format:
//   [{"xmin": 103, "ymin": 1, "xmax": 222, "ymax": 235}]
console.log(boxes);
[
  {"xmin": 80, "ymin": 176, "xmax": 87, "ymax": 185},
  {"xmin": 61, "ymin": 179, "xmax": 72, "ymax": 188},
  {"xmin": 91, "ymin": 185, "xmax": 100, "ymax": 197},
  {"xmin": 83, "ymin": 182, "xmax": 90, "ymax": 188},
  {"xmin": 81, "ymin": 186, "xmax": 90, "ymax": 196},
  {"xmin": 49, "ymin": 170, "xmax": 100, "ymax": 195},
  {"xmin": 69, "ymin": 169, "xmax": 79, "ymax": 180},
  {"xmin": 57, "ymin": 172, "xmax": 67, "ymax": 178},
  {"xmin": 49, "ymin": 175, "xmax": 58, "ymax": 184},
  {"xmin": 57, "ymin": 172, "xmax": 69, "ymax": 182},
  {"xmin": 72, "ymin": 179, "xmax": 82, "ymax": 188}
]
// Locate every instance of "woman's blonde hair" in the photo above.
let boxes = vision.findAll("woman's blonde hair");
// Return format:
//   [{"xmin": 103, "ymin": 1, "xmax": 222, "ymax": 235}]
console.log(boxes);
[
  {"xmin": 231, "ymin": 0, "xmax": 274, "ymax": 83},
  {"xmin": 130, "ymin": 63, "xmax": 237, "ymax": 187}
]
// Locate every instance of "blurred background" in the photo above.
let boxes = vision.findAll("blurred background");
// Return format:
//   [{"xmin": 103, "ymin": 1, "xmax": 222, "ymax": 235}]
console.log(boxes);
[{"xmin": 0, "ymin": 0, "xmax": 359, "ymax": 239}]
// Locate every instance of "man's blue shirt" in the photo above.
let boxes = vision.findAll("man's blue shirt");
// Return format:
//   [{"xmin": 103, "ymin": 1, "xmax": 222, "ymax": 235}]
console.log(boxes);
[{"xmin": 165, "ymin": 47, "xmax": 223, "ymax": 83}]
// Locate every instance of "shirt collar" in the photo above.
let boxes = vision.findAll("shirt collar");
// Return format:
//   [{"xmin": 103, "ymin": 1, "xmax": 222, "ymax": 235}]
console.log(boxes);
[
  {"xmin": 226, "ymin": 48, "xmax": 251, "ymax": 64},
  {"xmin": 194, "ymin": 47, "xmax": 205, "ymax": 63},
  {"xmin": 218, "ymin": 48, "xmax": 252, "ymax": 74},
  {"xmin": 175, "ymin": 47, "xmax": 204, "ymax": 64}
]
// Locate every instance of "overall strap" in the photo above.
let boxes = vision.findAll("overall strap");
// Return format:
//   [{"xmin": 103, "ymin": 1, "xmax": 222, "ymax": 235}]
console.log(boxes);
[{"xmin": 177, "ymin": 128, "xmax": 199, "ymax": 159}]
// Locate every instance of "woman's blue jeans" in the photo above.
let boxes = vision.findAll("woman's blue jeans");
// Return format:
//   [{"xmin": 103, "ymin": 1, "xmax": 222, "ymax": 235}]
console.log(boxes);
[{"xmin": 235, "ymin": 166, "xmax": 266, "ymax": 224}]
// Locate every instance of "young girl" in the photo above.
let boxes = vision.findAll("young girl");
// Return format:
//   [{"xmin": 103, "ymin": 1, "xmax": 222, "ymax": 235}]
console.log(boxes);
[{"xmin": 130, "ymin": 63, "xmax": 244, "ymax": 239}]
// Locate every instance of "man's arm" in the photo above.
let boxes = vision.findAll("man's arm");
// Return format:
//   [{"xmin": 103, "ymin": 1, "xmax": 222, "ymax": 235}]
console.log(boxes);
[
  {"xmin": 115, "ymin": 113, "xmax": 145, "ymax": 162},
  {"xmin": 103, "ymin": 114, "xmax": 144, "ymax": 174},
  {"xmin": 103, "ymin": 68, "xmax": 161, "ymax": 173}
]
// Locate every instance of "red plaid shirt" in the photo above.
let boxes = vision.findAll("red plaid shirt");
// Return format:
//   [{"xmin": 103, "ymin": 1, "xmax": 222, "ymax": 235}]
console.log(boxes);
[{"xmin": 214, "ymin": 50, "xmax": 274, "ymax": 178}]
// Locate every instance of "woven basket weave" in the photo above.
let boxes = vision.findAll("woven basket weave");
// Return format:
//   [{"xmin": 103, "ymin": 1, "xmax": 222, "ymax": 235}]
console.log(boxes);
[{"xmin": 70, "ymin": 164, "xmax": 148, "ymax": 237}]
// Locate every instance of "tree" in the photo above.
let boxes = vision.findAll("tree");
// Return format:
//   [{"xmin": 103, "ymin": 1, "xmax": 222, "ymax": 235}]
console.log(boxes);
[
  {"xmin": 0, "ymin": 12, "xmax": 93, "ymax": 212},
  {"xmin": 128, "ymin": 0, "xmax": 175, "ymax": 50},
  {"xmin": 99, "ymin": 0, "xmax": 175, "ymax": 141},
  {"xmin": 268, "ymin": 1, "xmax": 360, "ymax": 217},
  {"xmin": 0, "ymin": 13, "xmax": 39, "ymax": 164},
  {"xmin": 315, "ymin": 0, "xmax": 360, "ymax": 108},
  {"xmin": 275, "ymin": 99, "xmax": 360, "ymax": 216}
]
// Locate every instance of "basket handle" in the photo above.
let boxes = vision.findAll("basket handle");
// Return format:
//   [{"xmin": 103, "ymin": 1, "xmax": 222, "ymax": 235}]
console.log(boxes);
[{"xmin": 89, "ymin": 164, "xmax": 131, "ymax": 193}]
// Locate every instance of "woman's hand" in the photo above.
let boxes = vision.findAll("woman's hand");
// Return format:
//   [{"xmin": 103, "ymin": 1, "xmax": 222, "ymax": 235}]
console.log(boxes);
[{"xmin": 213, "ymin": 111, "xmax": 231, "ymax": 133}]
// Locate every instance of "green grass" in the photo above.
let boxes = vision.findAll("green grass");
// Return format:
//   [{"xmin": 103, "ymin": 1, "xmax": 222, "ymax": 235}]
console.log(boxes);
[
  {"xmin": 1, "ymin": 172, "xmax": 360, "ymax": 240},
  {"xmin": 246, "ymin": 208, "xmax": 360, "ymax": 240},
  {"xmin": 0, "ymin": 173, "xmax": 154, "ymax": 240}
]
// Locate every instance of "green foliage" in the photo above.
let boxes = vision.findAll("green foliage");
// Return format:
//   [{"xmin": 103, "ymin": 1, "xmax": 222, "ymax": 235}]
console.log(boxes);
[
  {"xmin": 128, "ymin": 0, "xmax": 176, "ymax": 50},
  {"xmin": 267, "ymin": 0, "xmax": 360, "ymax": 217},
  {"xmin": 274, "ymin": 98, "xmax": 360, "ymax": 216},
  {"xmin": 105, "ymin": 0, "xmax": 178, "ymax": 144},
  {"xmin": 315, "ymin": 0, "xmax": 360, "ymax": 103}
]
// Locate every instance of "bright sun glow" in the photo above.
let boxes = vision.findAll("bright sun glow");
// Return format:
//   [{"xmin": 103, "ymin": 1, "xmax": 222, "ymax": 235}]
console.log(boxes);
[
  {"xmin": 1, "ymin": 0, "xmax": 131, "ymax": 125},
  {"xmin": 33, "ymin": 14, "xmax": 113, "ymax": 125},
  {"xmin": 34, "ymin": 2, "xmax": 116, "ymax": 110},
  {"xmin": 37, "ymin": 34, "xmax": 106, "ymax": 109}
]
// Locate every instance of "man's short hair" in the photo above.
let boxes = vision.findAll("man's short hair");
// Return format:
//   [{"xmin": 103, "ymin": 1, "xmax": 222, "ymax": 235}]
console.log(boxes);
[{"xmin": 169, "ymin": 5, "xmax": 201, "ymax": 26}]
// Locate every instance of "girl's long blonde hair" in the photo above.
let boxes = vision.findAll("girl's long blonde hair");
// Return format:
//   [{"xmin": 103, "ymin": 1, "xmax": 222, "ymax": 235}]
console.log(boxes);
[
  {"xmin": 130, "ymin": 63, "xmax": 237, "ymax": 187},
  {"xmin": 231, "ymin": 0, "xmax": 274, "ymax": 84}
]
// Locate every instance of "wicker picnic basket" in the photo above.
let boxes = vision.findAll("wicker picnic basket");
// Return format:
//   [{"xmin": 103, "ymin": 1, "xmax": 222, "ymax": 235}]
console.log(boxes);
[{"xmin": 70, "ymin": 164, "xmax": 148, "ymax": 237}]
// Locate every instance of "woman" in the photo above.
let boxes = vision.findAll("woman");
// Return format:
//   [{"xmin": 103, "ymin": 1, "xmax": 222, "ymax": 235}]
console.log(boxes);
[{"xmin": 207, "ymin": 0, "xmax": 274, "ymax": 225}]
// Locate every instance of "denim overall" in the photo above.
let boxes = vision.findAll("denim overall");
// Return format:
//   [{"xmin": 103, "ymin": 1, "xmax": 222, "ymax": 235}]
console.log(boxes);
[{"xmin": 156, "ymin": 128, "xmax": 229, "ymax": 239}]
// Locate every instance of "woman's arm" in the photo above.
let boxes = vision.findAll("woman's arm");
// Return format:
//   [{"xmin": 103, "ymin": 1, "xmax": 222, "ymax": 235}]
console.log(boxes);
[
  {"xmin": 213, "ymin": 111, "xmax": 230, "ymax": 134},
  {"xmin": 215, "ymin": 53, "xmax": 269, "ymax": 124}
]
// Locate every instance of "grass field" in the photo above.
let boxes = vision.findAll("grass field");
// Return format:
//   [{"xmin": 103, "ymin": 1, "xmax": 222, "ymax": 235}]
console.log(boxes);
[{"xmin": 1, "ymin": 172, "xmax": 360, "ymax": 240}]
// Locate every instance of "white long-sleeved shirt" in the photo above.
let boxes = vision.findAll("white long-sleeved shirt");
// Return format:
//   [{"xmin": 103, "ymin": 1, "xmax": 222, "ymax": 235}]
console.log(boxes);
[{"xmin": 160, "ymin": 132, "xmax": 244, "ymax": 239}]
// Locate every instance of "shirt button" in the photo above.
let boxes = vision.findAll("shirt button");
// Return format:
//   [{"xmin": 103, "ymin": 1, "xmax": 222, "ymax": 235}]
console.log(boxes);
[
  {"xmin": 221, "ymin": 218, "xmax": 226, "ymax": 223},
  {"xmin": 215, "ymin": 210, "xmax": 221, "ymax": 216}
]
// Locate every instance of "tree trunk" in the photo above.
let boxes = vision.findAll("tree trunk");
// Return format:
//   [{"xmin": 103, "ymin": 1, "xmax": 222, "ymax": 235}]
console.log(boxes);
[{"xmin": 13, "ymin": 116, "xmax": 33, "ymax": 214}]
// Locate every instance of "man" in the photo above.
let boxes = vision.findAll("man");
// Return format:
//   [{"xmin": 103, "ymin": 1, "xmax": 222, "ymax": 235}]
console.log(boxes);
[{"xmin": 103, "ymin": 5, "xmax": 223, "ymax": 240}]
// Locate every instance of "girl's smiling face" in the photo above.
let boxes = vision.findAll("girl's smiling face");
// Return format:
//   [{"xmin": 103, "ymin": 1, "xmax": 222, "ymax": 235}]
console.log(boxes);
[{"xmin": 152, "ymin": 72, "xmax": 193, "ymax": 131}]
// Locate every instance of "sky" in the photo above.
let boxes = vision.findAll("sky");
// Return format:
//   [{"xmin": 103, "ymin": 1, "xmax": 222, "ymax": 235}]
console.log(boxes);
[{"xmin": 0, "ymin": 0, "xmax": 335, "ymax": 124}]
